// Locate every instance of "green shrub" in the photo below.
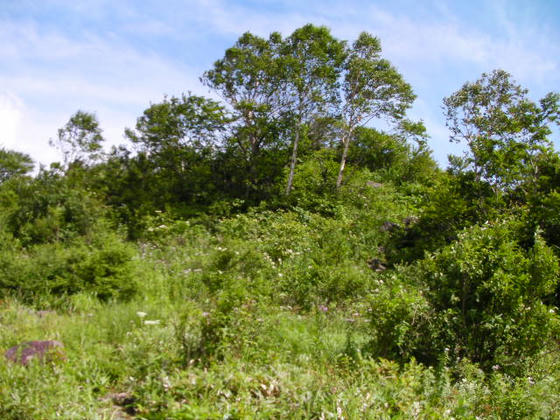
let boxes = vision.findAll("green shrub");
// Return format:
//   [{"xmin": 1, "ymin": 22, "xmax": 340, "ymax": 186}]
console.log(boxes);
[
  {"xmin": 370, "ymin": 219, "xmax": 560, "ymax": 372},
  {"xmin": 0, "ymin": 171, "xmax": 108, "ymax": 246},
  {"xmin": 366, "ymin": 271, "xmax": 435, "ymax": 363},
  {"xmin": 0, "ymin": 233, "xmax": 138, "ymax": 303},
  {"xmin": 422, "ymin": 221, "xmax": 559, "ymax": 371}
]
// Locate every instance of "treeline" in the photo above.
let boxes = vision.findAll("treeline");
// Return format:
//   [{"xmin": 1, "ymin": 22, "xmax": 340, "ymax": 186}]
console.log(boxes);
[{"xmin": 2, "ymin": 25, "xmax": 437, "ymax": 235}]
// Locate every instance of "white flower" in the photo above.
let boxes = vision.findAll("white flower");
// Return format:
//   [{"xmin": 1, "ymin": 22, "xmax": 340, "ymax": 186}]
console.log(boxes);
[
  {"xmin": 136, "ymin": 312, "xmax": 147, "ymax": 318},
  {"xmin": 144, "ymin": 320, "xmax": 160, "ymax": 325}
]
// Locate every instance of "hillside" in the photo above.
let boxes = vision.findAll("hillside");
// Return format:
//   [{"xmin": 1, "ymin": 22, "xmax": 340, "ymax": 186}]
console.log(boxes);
[{"xmin": 1, "ymin": 25, "xmax": 560, "ymax": 419}]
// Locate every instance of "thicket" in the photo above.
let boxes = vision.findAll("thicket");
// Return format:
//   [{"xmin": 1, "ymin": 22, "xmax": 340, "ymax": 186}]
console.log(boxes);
[{"xmin": 1, "ymin": 24, "xmax": 559, "ymax": 418}]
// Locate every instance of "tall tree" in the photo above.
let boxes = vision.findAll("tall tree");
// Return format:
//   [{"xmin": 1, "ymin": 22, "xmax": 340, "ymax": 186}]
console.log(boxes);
[
  {"xmin": 201, "ymin": 32, "xmax": 289, "ymax": 197},
  {"xmin": 0, "ymin": 148, "xmax": 33, "ymax": 183},
  {"xmin": 443, "ymin": 69, "xmax": 559, "ymax": 192},
  {"xmin": 282, "ymin": 24, "xmax": 345, "ymax": 194},
  {"xmin": 50, "ymin": 111, "xmax": 105, "ymax": 168},
  {"xmin": 336, "ymin": 33, "xmax": 415, "ymax": 188},
  {"xmin": 124, "ymin": 94, "xmax": 229, "ymax": 206},
  {"xmin": 125, "ymin": 93, "xmax": 228, "ymax": 157}
]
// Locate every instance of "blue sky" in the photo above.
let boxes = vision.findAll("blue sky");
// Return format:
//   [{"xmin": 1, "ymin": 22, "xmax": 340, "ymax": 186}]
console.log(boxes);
[{"xmin": 1, "ymin": 0, "xmax": 559, "ymax": 167}]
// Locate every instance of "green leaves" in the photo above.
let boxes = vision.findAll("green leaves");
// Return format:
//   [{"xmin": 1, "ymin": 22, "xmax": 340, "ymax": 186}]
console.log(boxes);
[
  {"xmin": 0, "ymin": 148, "xmax": 33, "ymax": 184},
  {"xmin": 50, "ymin": 111, "xmax": 105, "ymax": 167},
  {"xmin": 343, "ymin": 33, "xmax": 415, "ymax": 125},
  {"xmin": 443, "ymin": 69, "xmax": 558, "ymax": 191},
  {"xmin": 421, "ymin": 220, "xmax": 559, "ymax": 371},
  {"xmin": 337, "ymin": 32, "xmax": 416, "ymax": 187},
  {"xmin": 126, "ymin": 93, "xmax": 228, "ymax": 156}
]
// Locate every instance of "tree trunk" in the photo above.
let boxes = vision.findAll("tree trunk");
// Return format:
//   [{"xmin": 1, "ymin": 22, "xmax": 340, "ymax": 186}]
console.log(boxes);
[
  {"xmin": 336, "ymin": 131, "xmax": 351, "ymax": 189},
  {"xmin": 285, "ymin": 127, "xmax": 300, "ymax": 195}
]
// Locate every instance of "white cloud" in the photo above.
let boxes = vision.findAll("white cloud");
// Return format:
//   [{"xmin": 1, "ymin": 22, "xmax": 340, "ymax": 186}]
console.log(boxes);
[
  {"xmin": 1, "ymin": 0, "xmax": 558, "ymax": 167},
  {"xmin": 0, "ymin": 20, "xmax": 207, "ymax": 165},
  {"xmin": 0, "ymin": 92, "xmax": 24, "ymax": 149}
]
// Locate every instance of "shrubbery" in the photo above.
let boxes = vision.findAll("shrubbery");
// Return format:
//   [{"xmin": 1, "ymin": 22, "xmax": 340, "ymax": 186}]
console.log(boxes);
[
  {"xmin": 0, "ymin": 232, "xmax": 138, "ymax": 303},
  {"xmin": 368, "ymin": 219, "xmax": 560, "ymax": 372}
]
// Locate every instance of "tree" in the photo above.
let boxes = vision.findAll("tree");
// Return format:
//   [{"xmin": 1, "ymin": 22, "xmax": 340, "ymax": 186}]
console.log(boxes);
[
  {"xmin": 124, "ymin": 94, "xmax": 229, "ymax": 208},
  {"xmin": 201, "ymin": 32, "xmax": 288, "ymax": 178},
  {"xmin": 281, "ymin": 24, "xmax": 345, "ymax": 194},
  {"xmin": 443, "ymin": 69, "xmax": 559, "ymax": 192},
  {"xmin": 50, "ymin": 111, "xmax": 105, "ymax": 168},
  {"xmin": 346, "ymin": 121, "xmax": 436, "ymax": 185},
  {"xmin": 0, "ymin": 148, "xmax": 33, "ymax": 183},
  {"xmin": 336, "ymin": 33, "xmax": 415, "ymax": 188},
  {"xmin": 125, "ymin": 93, "xmax": 228, "ymax": 156}
]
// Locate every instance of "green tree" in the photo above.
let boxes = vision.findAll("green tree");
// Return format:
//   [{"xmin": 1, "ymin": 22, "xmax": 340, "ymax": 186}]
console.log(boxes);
[
  {"xmin": 124, "ymin": 94, "xmax": 229, "ymax": 213},
  {"xmin": 443, "ymin": 70, "xmax": 559, "ymax": 192},
  {"xmin": 372, "ymin": 219, "xmax": 559, "ymax": 373},
  {"xmin": 125, "ymin": 93, "xmax": 228, "ymax": 156},
  {"xmin": 202, "ymin": 32, "xmax": 288, "ymax": 198},
  {"xmin": 50, "ymin": 111, "xmax": 105, "ymax": 168},
  {"xmin": 347, "ymin": 121, "xmax": 436, "ymax": 185},
  {"xmin": 421, "ymin": 220, "xmax": 559, "ymax": 372},
  {"xmin": 282, "ymin": 24, "xmax": 345, "ymax": 194},
  {"xmin": 336, "ymin": 33, "xmax": 415, "ymax": 188},
  {"xmin": 0, "ymin": 148, "xmax": 33, "ymax": 183}
]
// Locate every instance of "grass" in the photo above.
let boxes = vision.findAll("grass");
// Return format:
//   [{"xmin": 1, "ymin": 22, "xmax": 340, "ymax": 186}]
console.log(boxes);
[{"xmin": 1, "ymin": 207, "xmax": 560, "ymax": 418}]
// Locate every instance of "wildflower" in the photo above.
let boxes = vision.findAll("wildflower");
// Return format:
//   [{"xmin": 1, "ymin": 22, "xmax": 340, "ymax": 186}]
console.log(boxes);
[
  {"xmin": 136, "ymin": 312, "xmax": 147, "ymax": 318},
  {"xmin": 144, "ymin": 320, "xmax": 160, "ymax": 325},
  {"xmin": 318, "ymin": 305, "xmax": 328, "ymax": 313}
]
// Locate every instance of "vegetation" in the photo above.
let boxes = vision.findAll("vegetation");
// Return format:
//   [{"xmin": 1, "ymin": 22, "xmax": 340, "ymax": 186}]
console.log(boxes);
[{"xmin": 1, "ymin": 25, "xmax": 560, "ymax": 418}]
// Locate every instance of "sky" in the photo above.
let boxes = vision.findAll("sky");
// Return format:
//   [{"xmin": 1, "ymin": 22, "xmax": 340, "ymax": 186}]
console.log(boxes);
[{"xmin": 1, "ymin": 0, "xmax": 559, "ymax": 168}]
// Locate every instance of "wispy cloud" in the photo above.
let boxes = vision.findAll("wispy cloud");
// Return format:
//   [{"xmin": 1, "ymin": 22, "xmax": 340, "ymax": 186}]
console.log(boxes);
[
  {"xmin": 0, "ymin": 0, "xmax": 558, "ymax": 167},
  {"xmin": 0, "ymin": 19, "xmax": 206, "ymax": 163}
]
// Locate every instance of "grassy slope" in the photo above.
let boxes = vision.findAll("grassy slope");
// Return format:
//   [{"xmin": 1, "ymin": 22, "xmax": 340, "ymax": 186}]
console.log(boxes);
[{"xmin": 1, "ymin": 186, "xmax": 560, "ymax": 419}]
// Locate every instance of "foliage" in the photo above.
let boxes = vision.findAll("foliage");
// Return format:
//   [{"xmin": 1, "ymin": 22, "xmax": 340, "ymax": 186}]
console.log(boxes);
[
  {"xmin": 423, "ymin": 221, "xmax": 558, "ymax": 371},
  {"xmin": 0, "ymin": 168, "xmax": 106, "ymax": 246},
  {"xmin": 347, "ymin": 125, "xmax": 438, "ymax": 185},
  {"xmin": 50, "ymin": 110, "xmax": 105, "ymax": 168},
  {"xmin": 444, "ymin": 70, "xmax": 559, "ymax": 191},
  {"xmin": 125, "ymin": 93, "xmax": 228, "ymax": 155},
  {"xmin": 0, "ymin": 148, "xmax": 34, "ymax": 183},
  {"xmin": 337, "ymin": 32, "xmax": 416, "ymax": 187},
  {"xmin": 373, "ymin": 219, "xmax": 559, "ymax": 373},
  {"xmin": 2, "ymin": 24, "xmax": 560, "ymax": 419},
  {"xmin": 0, "ymin": 232, "xmax": 138, "ymax": 303},
  {"xmin": 281, "ymin": 24, "xmax": 346, "ymax": 193}
]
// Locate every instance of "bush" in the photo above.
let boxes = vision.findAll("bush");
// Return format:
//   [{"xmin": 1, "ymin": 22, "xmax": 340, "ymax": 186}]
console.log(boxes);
[
  {"xmin": 366, "ymin": 270, "xmax": 435, "ymax": 363},
  {"xmin": 367, "ymin": 219, "xmax": 560, "ymax": 372},
  {"xmin": 0, "ymin": 232, "xmax": 138, "ymax": 303},
  {"xmin": 422, "ymin": 221, "xmax": 559, "ymax": 371}
]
